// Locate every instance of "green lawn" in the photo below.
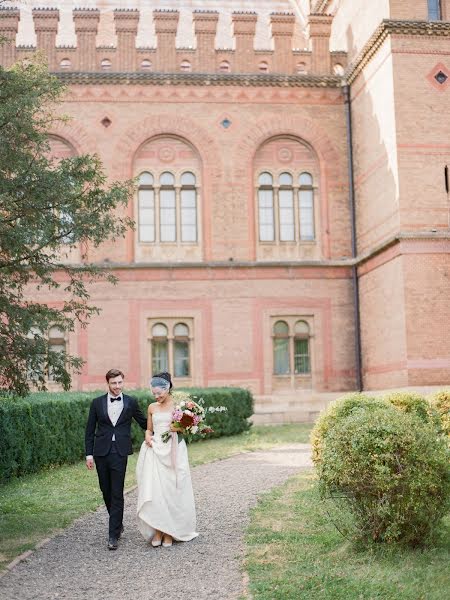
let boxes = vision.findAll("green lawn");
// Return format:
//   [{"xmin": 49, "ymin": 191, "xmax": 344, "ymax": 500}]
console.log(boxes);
[
  {"xmin": 244, "ymin": 471, "xmax": 450, "ymax": 600},
  {"xmin": 0, "ymin": 423, "xmax": 311, "ymax": 570}
]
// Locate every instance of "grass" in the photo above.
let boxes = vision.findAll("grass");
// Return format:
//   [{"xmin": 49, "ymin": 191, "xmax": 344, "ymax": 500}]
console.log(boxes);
[
  {"xmin": 0, "ymin": 423, "xmax": 311, "ymax": 571},
  {"xmin": 244, "ymin": 471, "xmax": 450, "ymax": 600}
]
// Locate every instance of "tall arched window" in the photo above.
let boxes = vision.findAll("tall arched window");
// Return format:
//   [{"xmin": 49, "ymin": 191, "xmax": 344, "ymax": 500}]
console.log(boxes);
[
  {"xmin": 180, "ymin": 172, "xmax": 197, "ymax": 242},
  {"xmin": 151, "ymin": 323, "xmax": 169, "ymax": 372},
  {"xmin": 138, "ymin": 172, "xmax": 155, "ymax": 242},
  {"xmin": 278, "ymin": 172, "xmax": 295, "ymax": 241},
  {"xmin": 294, "ymin": 320, "xmax": 310, "ymax": 374},
  {"xmin": 273, "ymin": 320, "xmax": 290, "ymax": 375},
  {"xmin": 258, "ymin": 172, "xmax": 275, "ymax": 241},
  {"xmin": 299, "ymin": 172, "xmax": 315, "ymax": 241},
  {"xmin": 173, "ymin": 322, "xmax": 190, "ymax": 377},
  {"xmin": 48, "ymin": 326, "xmax": 66, "ymax": 381},
  {"xmin": 272, "ymin": 317, "xmax": 312, "ymax": 381},
  {"xmin": 428, "ymin": 0, "xmax": 441, "ymax": 20},
  {"xmin": 159, "ymin": 172, "xmax": 176, "ymax": 242}
]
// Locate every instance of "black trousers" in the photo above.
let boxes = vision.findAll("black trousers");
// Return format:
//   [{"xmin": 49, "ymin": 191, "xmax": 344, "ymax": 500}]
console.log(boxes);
[{"xmin": 95, "ymin": 444, "xmax": 128, "ymax": 539}]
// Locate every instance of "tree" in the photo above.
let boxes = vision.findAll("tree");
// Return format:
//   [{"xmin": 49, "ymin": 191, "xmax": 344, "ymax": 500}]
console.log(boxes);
[{"xmin": 0, "ymin": 55, "xmax": 134, "ymax": 396}]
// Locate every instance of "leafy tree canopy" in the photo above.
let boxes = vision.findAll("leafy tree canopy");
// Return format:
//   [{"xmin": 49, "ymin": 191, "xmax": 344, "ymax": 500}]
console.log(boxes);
[{"xmin": 0, "ymin": 54, "xmax": 134, "ymax": 396}]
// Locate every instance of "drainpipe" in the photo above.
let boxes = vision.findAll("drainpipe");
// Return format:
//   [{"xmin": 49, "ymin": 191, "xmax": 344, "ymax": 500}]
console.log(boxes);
[{"xmin": 343, "ymin": 84, "xmax": 363, "ymax": 391}]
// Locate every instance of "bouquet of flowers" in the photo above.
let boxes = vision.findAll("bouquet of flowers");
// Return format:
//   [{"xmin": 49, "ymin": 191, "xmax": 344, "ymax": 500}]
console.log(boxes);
[{"xmin": 161, "ymin": 393, "xmax": 227, "ymax": 443}]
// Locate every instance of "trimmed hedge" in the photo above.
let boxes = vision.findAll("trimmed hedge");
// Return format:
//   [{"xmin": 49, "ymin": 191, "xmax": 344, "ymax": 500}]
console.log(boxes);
[{"xmin": 0, "ymin": 387, "xmax": 253, "ymax": 483}]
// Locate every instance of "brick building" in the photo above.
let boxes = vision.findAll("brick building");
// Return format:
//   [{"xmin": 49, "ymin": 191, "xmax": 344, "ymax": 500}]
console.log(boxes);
[{"xmin": 1, "ymin": 0, "xmax": 449, "ymax": 421}]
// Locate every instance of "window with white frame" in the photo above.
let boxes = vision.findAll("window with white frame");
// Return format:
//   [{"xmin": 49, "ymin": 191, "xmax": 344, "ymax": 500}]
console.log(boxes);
[
  {"xmin": 138, "ymin": 171, "xmax": 198, "ymax": 244},
  {"xmin": 272, "ymin": 318, "xmax": 311, "ymax": 376},
  {"xmin": 428, "ymin": 0, "xmax": 441, "ymax": 20},
  {"xmin": 48, "ymin": 326, "xmax": 67, "ymax": 381},
  {"xmin": 257, "ymin": 171, "xmax": 316, "ymax": 243},
  {"xmin": 149, "ymin": 319, "xmax": 193, "ymax": 379},
  {"xmin": 27, "ymin": 325, "xmax": 67, "ymax": 383}
]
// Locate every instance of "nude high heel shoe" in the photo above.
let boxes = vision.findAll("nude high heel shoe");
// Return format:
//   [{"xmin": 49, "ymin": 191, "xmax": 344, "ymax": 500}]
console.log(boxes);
[{"xmin": 162, "ymin": 534, "xmax": 173, "ymax": 548}]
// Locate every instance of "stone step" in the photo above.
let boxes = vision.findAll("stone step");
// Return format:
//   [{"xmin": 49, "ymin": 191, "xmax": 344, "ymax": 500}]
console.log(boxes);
[{"xmin": 251, "ymin": 409, "xmax": 319, "ymax": 425}]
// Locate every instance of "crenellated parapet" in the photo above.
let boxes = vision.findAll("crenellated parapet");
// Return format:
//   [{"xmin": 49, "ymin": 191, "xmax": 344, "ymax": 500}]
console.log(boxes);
[
  {"xmin": 308, "ymin": 13, "xmax": 333, "ymax": 74},
  {"xmin": 73, "ymin": 8, "xmax": 100, "ymax": 71},
  {"xmin": 270, "ymin": 12, "xmax": 296, "ymax": 73},
  {"xmin": 32, "ymin": 8, "xmax": 59, "ymax": 68},
  {"xmin": 193, "ymin": 10, "xmax": 219, "ymax": 72},
  {"xmin": 114, "ymin": 9, "xmax": 140, "ymax": 72},
  {"xmin": 0, "ymin": 7, "xmax": 346, "ymax": 77},
  {"xmin": 0, "ymin": 7, "xmax": 20, "ymax": 68}
]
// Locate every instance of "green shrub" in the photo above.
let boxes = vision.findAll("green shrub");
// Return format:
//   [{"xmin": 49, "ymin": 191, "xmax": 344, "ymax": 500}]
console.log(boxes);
[
  {"xmin": 318, "ymin": 403, "xmax": 450, "ymax": 546},
  {"xmin": 0, "ymin": 386, "xmax": 253, "ymax": 482},
  {"xmin": 311, "ymin": 393, "xmax": 384, "ymax": 466},
  {"xmin": 430, "ymin": 390, "xmax": 450, "ymax": 438},
  {"xmin": 385, "ymin": 391, "xmax": 441, "ymax": 429}
]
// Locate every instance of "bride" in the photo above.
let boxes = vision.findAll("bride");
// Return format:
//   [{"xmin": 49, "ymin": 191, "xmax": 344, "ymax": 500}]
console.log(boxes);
[{"xmin": 136, "ymin": 372, "xmax": 198, "ymax": 547}]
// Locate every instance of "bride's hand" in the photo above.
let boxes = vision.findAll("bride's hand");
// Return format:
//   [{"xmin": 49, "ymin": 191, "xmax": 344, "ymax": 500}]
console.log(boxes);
[
  {"xmin": 145, "ymin": 430, "xmax": 153, "ymax": 447},
  {"xmin": 170, "ymin": 424, "xmax": 184, "ymax": 433}
]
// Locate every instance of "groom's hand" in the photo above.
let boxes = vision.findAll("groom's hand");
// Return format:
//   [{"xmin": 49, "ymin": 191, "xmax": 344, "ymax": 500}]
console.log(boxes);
[{"xmin": 86, "ymin": 457, "xmax": 94, "ymax": 470}]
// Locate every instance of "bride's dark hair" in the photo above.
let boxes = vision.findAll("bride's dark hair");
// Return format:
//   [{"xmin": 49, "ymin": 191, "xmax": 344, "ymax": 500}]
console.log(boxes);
[{"xmin": 153, "ymin": 371, "xmax": 173, "ymax": 390}]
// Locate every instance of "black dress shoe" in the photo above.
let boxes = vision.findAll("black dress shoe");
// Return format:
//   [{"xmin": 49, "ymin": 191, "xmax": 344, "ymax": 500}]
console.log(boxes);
[{"xmin": 108, "ymin": 537, "xmax": 118, "ymax": 550}]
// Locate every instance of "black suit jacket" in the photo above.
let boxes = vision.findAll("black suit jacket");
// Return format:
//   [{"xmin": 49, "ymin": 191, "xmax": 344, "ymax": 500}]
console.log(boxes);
[{"xmin": 85, "ymin": 393, "xmax": 147, "ymax": 457}]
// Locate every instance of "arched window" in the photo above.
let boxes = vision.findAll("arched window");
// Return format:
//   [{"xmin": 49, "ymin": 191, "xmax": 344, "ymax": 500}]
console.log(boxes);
[
  {"xmin": 101, "ymin": 58, "xmax": 112, "ymax": 70},
  {"xmin": 180, "ymin": 60, "xmax": 192, "ymax": 72},
  {"xmin": 173, "ymin": 322, "xmax": 190, "ymax": 377},
  {"xmin": 48, "ymin": 326, "xmax": 66, "ymax": 381},
  {"xmin": 299, "ymin": 172, "xmax": 315, "ymax": 240},
  {"xmin": 159, "ymin": 172, "xmax": 176, "ymax": 242},
  {"xmin": 294, "ymin": 320, "xmax": 310, "ymax": 374},
  {"xmin": 151, "ymin": 323, "xmax": 169, "ymax": 372},
  {"xmin": 428, "ymin": 0, "xmax": 441, "ymax": 20},
  {"xmin": 140, "ymin": 59, "xmax": 152, "ymax": 71},
  {"xmin": 333, "ymin": 63, "xmax": 345, "ymax": 76},
  {"xmin": 273, "ymin": 320, "xmax": 290, "ymax": 375},
  {"xmin": 258, "ymin": 172, "xmax": 275, "ymax": 242},
  {"xmin": 258, "ymin": 61, "xmax": 269, "ymax": 73},
  {"xmin": 296, "ymin": 62, "xmax": 307, "ymax": 74},
  {"xmin": 138, "ymin": 172, "xmax": 155, "ymax": 242},
  {"xmin": 180, "ymin": 172, "xmax": 197, "ymax": 242},
  {"xmin": 219, "ymin": 60, "xmax": 230, "ymax": 73},
  {"xmin": 278, "ymin": 172, "xmax": 295, "ymax": 241},
  {"xmin": 60, "ymin": 58, "xmax": 71, "ymax": 70}
]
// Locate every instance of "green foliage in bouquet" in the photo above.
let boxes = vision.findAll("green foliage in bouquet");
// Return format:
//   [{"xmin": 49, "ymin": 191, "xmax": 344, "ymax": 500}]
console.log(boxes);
[
  {"xmin": 0, "ymin": 387, "xmax": 253, "ymax": 482},
  {"xmin": 430, "ymin": 389, "xmax": 450, "ymax": 439},
  {"xmin": 317, "ymin": 403, "xmax": 450, "ymax": 546}
]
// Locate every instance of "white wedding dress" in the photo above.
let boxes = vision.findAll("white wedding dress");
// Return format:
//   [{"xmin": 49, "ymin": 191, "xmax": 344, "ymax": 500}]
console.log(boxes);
[{"xmin": 136, "ymin": 411, "xmax": 198, "ymax": 542}]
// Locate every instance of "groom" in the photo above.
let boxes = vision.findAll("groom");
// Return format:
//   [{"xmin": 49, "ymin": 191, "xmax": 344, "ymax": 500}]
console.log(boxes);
[{"xmin": 85, "ymin": 369, "xmax": 147, "ymax": 550}]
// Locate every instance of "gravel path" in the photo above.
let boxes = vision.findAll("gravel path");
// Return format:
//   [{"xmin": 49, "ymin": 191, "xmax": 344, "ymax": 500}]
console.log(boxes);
[{"xmin": 0, "ymin": 444, "xmax": 311, "ymax": 600}]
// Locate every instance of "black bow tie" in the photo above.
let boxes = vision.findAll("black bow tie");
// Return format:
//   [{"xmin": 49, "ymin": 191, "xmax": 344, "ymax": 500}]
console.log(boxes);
[{"xmin": 110, "ymin": 396, "xmax": 122, "ymax": 402}]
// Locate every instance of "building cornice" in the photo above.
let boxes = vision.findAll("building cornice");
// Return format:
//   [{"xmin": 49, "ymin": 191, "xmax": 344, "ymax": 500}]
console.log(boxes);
[
  {"xmin": 347, "ymin": 19, "xmax": 450, "ymax": 84},
  {"xmin": 74, "ymin": 233, "xmax": 449, "ymax": 273},
  {"xmin": 54, "ymin": 71, "xmax": 343, "ymax": 88}
]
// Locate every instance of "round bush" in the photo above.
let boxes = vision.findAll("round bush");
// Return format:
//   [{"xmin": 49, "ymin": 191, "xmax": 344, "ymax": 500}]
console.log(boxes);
[
  {"xmin": 430, "ymin": 390, "xmax": 450, "ymax": 438},
  {"xmin": 310, "ymin": 393, "xmax": 384, "ymax": 466},
  {"xmin": 385, "ymin": 391, "xmax": 441, "ymax": 429},
  {"xmin": 318, "ymin": 403, "xmax": 450, "ymax": 546}
]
